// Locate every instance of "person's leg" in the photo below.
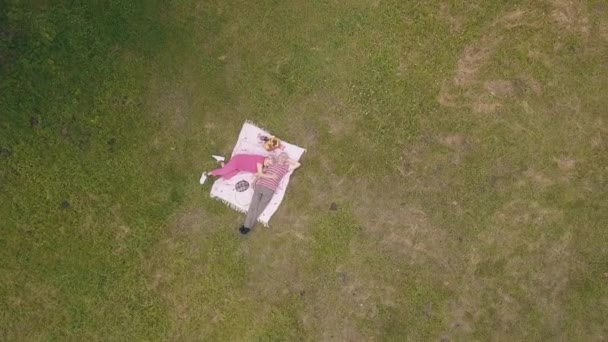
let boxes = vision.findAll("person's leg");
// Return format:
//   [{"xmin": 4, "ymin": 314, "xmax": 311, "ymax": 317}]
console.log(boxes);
[
  {"xmin": 210, "ymin": 159, "xmax": 238, "ymax": 179},
  {"xmin": 242, "ymin": 186, "xmax": 274, "ymax": 232},
  {"xmin": 200, "ymin": 160, "xmax": 234, "ymax": 185},
  {"xmin": 253, "ymin": 186, "xmax": 274, "ymax": 220},
  {"xmin": 213, "ymin": 168, "xmax": 239, "ymax": 180},
  {"xmin": 243, "ymin": 190, "xmax": 263, "ymax": 229}
]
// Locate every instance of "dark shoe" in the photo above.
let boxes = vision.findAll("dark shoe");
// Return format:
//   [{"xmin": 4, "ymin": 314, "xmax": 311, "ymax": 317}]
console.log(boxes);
[{"xmin": 239, "ymin": 226, "xmax": 250, "ymax": 235}]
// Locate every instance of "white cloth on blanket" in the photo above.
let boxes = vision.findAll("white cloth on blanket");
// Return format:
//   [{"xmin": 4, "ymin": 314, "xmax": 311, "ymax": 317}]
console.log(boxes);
[{"xmin": 210, "ymin": 122, "xmax": 305, "ymax": 226}]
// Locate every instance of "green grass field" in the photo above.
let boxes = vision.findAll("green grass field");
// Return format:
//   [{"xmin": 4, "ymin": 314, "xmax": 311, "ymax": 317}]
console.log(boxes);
[{"xmin": 1, "ymin": 0, "xmax": 607, "ymax": 340}]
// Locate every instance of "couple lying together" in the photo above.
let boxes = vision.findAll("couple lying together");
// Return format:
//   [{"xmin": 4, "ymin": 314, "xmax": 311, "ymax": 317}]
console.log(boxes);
[{"xmin": 200, "ymin": 153, "xmax": 301, "ymax": 235}]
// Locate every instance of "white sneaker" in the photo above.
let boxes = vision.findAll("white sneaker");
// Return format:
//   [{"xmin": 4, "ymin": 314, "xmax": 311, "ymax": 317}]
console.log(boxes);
[
  {"xmin": 199, "ymin": 172, "xmax": 208, "ymax": 185},
  {"xmin": 212, "ymin": 155, "xmax": 225, "ymax": 162}
]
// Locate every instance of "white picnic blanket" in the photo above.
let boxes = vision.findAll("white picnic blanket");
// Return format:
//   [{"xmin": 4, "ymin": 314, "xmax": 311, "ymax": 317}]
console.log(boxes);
[{"xmin": 210, "ymin": 122, "xmax": 305, "ymax": 226}]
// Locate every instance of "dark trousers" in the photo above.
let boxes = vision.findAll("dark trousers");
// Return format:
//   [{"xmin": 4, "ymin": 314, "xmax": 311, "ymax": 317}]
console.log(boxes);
[{"xmin": 244, "ymin": 185, "xmax": 274, "ymax": 229}]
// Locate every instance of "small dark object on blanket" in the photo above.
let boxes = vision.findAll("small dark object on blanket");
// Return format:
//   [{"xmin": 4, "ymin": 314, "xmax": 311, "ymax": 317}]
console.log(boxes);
[{"xmin": 235, "ymin": 180, "xmax": 250, "ymax": 192}]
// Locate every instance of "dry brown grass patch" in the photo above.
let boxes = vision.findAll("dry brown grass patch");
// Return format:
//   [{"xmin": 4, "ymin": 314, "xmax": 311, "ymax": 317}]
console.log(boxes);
[
  {"xmin": 168, "ymin": 207, "xmax": 206, "ymax": 237},
  {"xmin": 444, "ymin": 197, "xmax": 573, "ymax": 339},
  {"xmin": 348, "ymin": 181, "xmax": 464, "ymax": 281},
  {"xmin": 485, "ymin": 80, "xmax": 515, "ymax": 97},
  {"xmin": 244, "ymin": 233, "xmax": 309, "ymax": 301},
  {"xmin": 454, "ymin": 41, "xmax": 498, "ymax": 87},
  {"xmin": 439, "ymin": 3, "xmax": 465, "ymax": 34},
  {"xmin": 1, "ymin": 275, "xmax": 67, "ymax": 340},
  {"xmin": 144, "ymin": 207, "xmax": 222, "ymax": 291},
  {"xmin": 554, "ymin": 157, "xmax": 576, "ymax": 172},
  {"xmin": 147, "ymin": 79, "xmax": 192, "ymax": 131},
  {"xmin": 521, "ymin": 168, "xmax": 555, "ymax": 188},
  {"xmin": 439, "ymin": 133, "xmax": 470, "ymax": 152},
  {"xmin": 494, "ymin": 200, "xmax": 563, "ymax": 228},
  {"xmin": 599, "ymin": 22, "xmax": 608, "ymax": 42},
  {"xmin": 550, "ymin": 0, "xmax": 590, "ymax": 36},
  {"xmin": 438, "ymin": 9, "xmax": 547, "ymax": 114},
  {"xmin": 299, "ymin": 262, "xmax": 398, "ymax": 341},
  {"xmin": 103, "ymin": 205, "xmax": 133, "ymax": 256},
  {"xmin": 515, "ymin": 75, "xmax": 543, "ymax": 96}
]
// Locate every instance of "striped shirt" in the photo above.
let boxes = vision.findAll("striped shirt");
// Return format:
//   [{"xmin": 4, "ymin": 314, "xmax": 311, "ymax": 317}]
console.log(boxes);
[{"xmin": 257, "ymin": 164, "xmax": 289, "ymax": 191}]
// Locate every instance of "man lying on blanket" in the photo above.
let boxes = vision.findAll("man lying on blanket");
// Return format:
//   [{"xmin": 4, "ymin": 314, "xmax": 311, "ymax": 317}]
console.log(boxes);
[{"xmin": 238, "ymin": 152, "xmax": 300, "ymax": 235}]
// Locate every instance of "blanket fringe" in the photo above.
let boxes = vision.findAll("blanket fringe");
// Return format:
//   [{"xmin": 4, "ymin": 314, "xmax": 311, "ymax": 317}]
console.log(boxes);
[
  {"xmin": 211, "ymin": 196, "xmax": 247, "ymax": 214},
  {"xmin": 210, "ymin": 195, "xmax": 270, "ymax": 227}
]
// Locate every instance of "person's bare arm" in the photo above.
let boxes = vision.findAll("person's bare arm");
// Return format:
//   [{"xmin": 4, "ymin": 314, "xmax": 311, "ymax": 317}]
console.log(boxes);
[
  {"xmin": 287, "ymin": 158, "xmax": 301, "ymax": 171},
  {"xmin": 255, "ymin": 163, "xmax": 278, "ymax": 179}
]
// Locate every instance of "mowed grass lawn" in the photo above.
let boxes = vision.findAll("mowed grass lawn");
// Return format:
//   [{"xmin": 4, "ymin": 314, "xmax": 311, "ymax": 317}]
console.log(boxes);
[{"xmin": 1, "ymin": 0, "xmax": 607, "ymax": 340}]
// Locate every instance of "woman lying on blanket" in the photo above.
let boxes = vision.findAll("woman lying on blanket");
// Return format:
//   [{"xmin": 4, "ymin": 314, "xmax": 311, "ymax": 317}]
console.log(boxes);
[
  {"xmin": 199, "ymin": 154, "xmax": 273, "ymax": 185},
  {"xmin": 239, "ymin": 152, "xmax": 301, "ymax": 235}
]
